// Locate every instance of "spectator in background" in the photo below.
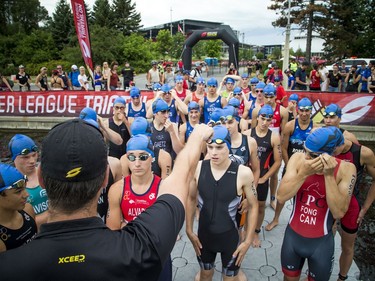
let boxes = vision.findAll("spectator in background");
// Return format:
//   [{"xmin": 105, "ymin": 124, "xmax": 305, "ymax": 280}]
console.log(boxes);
[
  {"xmin": 289, "ymin": 58, "xmax": 298, "ymax": 73},
  {"xmin": 319, "ymin": 62, "xmax": 329, "ymax": 91},
  {"xmin": 327, "ymin": 65, "xmax": 342, "ymax": 92},
  {"xmin": 182, "ymin": 70, "xmax": 190, "ymax": 90},
  {"xmin": 102, "ymin": 61, "xmax": 111, "ymax": 90},
  {"xmin": 177, "ymin": 59, "xmax": 184, "ymax": 73},
  {"xmin": 247, "ymin": 61, "xmax": 253, "ymax": 76},
  {"xmin": 368, "ymin": 65, "xmax": 375, "ymax": 93},
  {"xmin": 357, "ymin": 61, "xmax": 370, "ymax": 93},
  {"xmin": 339, "ymin": 62, "xmax": 349, "ymax": 92},
  {"xmin": 35, "ymin": 67, "xmax": 49, "ymax": 91},
  {"xmin": 108, "ymin": 61, "xmax": 120, "ymax": 91},
  {"xmin": 255, "ymin": 60, "xmax": 262, "ymax": 78},
  {"xmin": 345, "ymin": 65, "xmax": 361, "ymax": 92},
  {"xmin": 56, "ymin": 65, "xmax": 70, "ymax": 90},
  {"xmin": 147, "ymin": 60, "xmax": 161, "ymax": 87},
  {"xmin": 50, "ymin": 69, "xmax": 65, "ymax": 90},
  {"xmin": 68, "ymin": 65, "xmax": 81, "ymax": 90},
  {"xmin": 294, "ymin": 61, "xmax": 309, "ymax": 90},
  {"xmin": 227, "ymin": 62, "xmax": 238, "ymax": 75},
  {"xmin": 274, "ymin": 77, "xmax": 287, "ymax": 104},
  {"xmin": 162, "ymin": 64, "xmax": 175, "ymax": 88},
  {"xmin": 0, "ymin": 72, "xmax": 13, "ymax": 91},
  {"xmin": 309, "ymin": 63, "xmax": 321, "ymax": 91},
  {"xmin": 78, "ymin": 66, "xmax": 90, "ymax": 91},
  {"xmin": 93, "ymin": 65, "xmax": 103, "ymax": 91},
  {"xmin": 285, "ymin": 69, "xmax": 295, "ymax": 90},
  {"xmin": 121, "ymin": 61, "xmax": 135, "ymax": 91},
  {"xmin": 15, "ymin": 65, "xmax": 31, "ymax": 91}
]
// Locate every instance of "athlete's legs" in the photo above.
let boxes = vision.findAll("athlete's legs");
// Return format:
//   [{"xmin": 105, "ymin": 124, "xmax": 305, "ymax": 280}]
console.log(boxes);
[
  {"xmin": 269, "ymin": 171, "xmax": 279, "ymax": 210},
  {"xmin": 266, "ymin": 200, "xmax": 285, "ymax": 231},
  {"xmin": 253, "ymin": 200, "xmax": 266, "ymax": 247},
  {"xmin": 199, "ymin": 269, "xmax": 215, "ymax": 281},
  {"xmin": 338, "ymin": 196, "xmax": 360, "ymax": 280},
  {"xmin": 338, "ymin": 231, "xmax": 357, "ymax": 280}
]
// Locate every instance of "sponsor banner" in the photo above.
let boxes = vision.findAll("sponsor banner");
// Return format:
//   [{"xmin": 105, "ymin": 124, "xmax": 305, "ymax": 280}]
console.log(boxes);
[
  {"xmin": 71, "ymin": 0, "xmax": 94, "ymax": 77},
  {"xmin": 0, "ymin": 91, "xmax": 374, "ymax": 126},
  {"xmin": 0, "ymin": 91, "xmax": 154, "ymax": 118},
  {"xmin": 284, "ymin": 91, "xmax": 375, "ymax": 126}
]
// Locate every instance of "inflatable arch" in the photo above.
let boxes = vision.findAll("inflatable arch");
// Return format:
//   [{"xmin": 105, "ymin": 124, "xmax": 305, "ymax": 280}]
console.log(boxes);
[{"xmin": 181, "ymin": 29, "xmax": 239, "ymax": 71}]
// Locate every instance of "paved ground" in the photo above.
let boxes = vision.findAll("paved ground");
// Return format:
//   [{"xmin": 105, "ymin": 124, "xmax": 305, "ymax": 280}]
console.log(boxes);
[{"xmin": 170, "ymin": 167, "xmax": 360, "ymax": 281}]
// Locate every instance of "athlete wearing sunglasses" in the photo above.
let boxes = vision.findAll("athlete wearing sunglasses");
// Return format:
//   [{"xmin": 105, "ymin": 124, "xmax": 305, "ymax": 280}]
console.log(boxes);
[{"xmin": 0, "ymin": 163, "xmax": 37, "ymax": 252}]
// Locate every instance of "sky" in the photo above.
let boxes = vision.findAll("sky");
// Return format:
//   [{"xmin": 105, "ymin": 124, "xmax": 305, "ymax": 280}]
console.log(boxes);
[{"xmin": 40, "ymin": 0, "xmax": 298, "ymax": 46}]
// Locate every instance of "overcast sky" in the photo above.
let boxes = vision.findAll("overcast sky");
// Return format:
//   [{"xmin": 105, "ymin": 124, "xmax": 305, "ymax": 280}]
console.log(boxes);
[{"xmin": 40, "ymin": 0, "xmax": 298, "ymax": 45}]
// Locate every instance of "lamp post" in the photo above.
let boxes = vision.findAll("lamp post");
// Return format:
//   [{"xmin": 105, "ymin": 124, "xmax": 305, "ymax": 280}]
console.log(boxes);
[{"xmin": 282, "ymin": 0, "xmax": 292, "ymax": 88}]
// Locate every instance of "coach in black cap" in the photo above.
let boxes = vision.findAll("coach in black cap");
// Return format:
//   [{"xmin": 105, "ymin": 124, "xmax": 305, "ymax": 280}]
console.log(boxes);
[{"xmin": 0, "ymin": 118, "xmax": 213, "ymax": 281}]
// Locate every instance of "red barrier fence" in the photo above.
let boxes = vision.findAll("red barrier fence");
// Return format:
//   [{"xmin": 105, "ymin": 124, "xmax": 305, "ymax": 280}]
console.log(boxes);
[{"xmin": 0, "ymin": 90, "xmax": 374, "ymax": 126}]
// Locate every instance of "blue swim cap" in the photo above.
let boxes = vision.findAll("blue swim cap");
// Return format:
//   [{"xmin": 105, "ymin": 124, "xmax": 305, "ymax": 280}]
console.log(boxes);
[
  {"xmin": 152, "ymin": 98, "xmax": 169, "ymax": 114},
  {"xmin": 233, "ymin": 87, "xmax": 242, "ymax": 94},
  {"xmin": 241, "ymin": 73, "xmax": 249, "ymax": 79},
  {"xmin": 130, "ymin": 117, "xmax": 151, "ymax": 136},
  {"xmin": 130, "ymin": 87, "xmax": 141, "ymax": 98},
  {"xmin": 196, "ymin": 77, "xmax": 206, "ymax": 84},
  {"xmin": 126, "ymin": 134, "xmax": 154, "ymax": 157},
  {"xmin": 113, "ymin": 97, "xmax": 126, "ymax": 106},
  {"xmin": 210, "ymin": 125, "xmax": 231, "ymax": 151},
  {"xmin": 298, "ymin": 97, "xmax": 312, "ymax": 108},
  {"xmin": 175, "ymin": 75, "xmax": 183, "ymax": 82},
  {"xmin": 0, "ymin": 164, "xmax": 25, "ymax": 192},
  {"xmin": 161, "ymin": 84, "xmax": 171, "ymax": 93},
  {"xmin": 258, "ymin": 104, "xmax": 274, "ymax": 117},
  {"xmin": 209, "ymin": 108, "xmax": 224, "ymax": 122},
  {"xmin": 79, "ymin": 107, "xmax": 99, "ymax": 128},
  {"xmin": 250, "ymin": 77, "xmax": 259, "ymax": 84},
  {"xmin": 288, "ymin": 93, "xmax": 299, "ymax": 102},
  {"xmin": 255, "ymin": 82, "xmax": 266, "ymax": 89},
  {"xmin": 305, "ymin": 126, "xmax": 344, "ymax": 155},
  {"xmin": 188, "ymin": 101, "xmax": 200, "ymax": 112},
  {"xmin": 263, "ymin": 84, "xmax": 276, "ymax": 95},
  {"xmin": 225, "ymin": 77, "xmax": 235, "ymax": 84},
  {"xmin": 223, "ymin": 105, "xmax": 239, "ymax": 121},
  {"xmin": 153, "ymin": 83, "xmax": 162, "ymax": 91},
  {"xmin": 8, "ymin": 134, "xmax": 38, "ymax": 161},
  {"xmin": 228, "ymin": 97, "xmax": 240, "ymax": 108},
  {"xmin": 274, "ymin": 76, "xmax": 281, "ymax": 82},
  {"xmin": 207, "ymin": 77, "xmax": 218, "ymax": 87},
  {"xmin": 324, "ymin": 104, "xmax": 342, "ymax": 118}
]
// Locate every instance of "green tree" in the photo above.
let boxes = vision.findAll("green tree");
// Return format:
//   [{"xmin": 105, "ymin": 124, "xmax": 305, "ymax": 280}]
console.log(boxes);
[
  {"xmin": 271, "ymin": 47, "xmax": 282, "ymax": 60},
  {"xmin": 171, "ymin": 32, "xmax": 185, "ymax": 59},
  {"xmin": 89, "ymin": 25, "xmax": 125, "ymax": 65},
  {"xmin": 268, "ymin": 0, "xmax": 328, "ymax": 62},
  {"xmin": 204, "ymin": 40, "xmax": 222, "ymax": 59},
  {"xmin": 112, "ymin": 0, "xmax": 142, "ymax": 36},
  {"xmin": 156, "ymin": 30, "xmax": 173, "ymax": 59},
  {"xmin": 256, "ymin": 52, "xmax": 264, "ymax": 60},
  {"xmin": 192, "ymin": 41, "xmax": 205, "ymax": 60},
  {"xmin": 13, "ymin": 30, "xmax": 58, "ymax": 64},
  {"xmin": 320, "ymin": 0, "xmax": 375, "ymax": 59},
  {"xmin": 0, "ymin": 0, "xmax": 49, "ymax": 35},
  {"xmin": 122, "ymin": 33, "xmax": 154, "ymax": 72},
  {"xmin": 92, "ymin": 0, "xmax": 113, "ymax": 28},
  {"xmin": 50, "ymin": 0, "xmax": 75, "ymax": 51},
  {"xmin": 295, "ymin": 47, "xmax": 305, "ymax": 58}
]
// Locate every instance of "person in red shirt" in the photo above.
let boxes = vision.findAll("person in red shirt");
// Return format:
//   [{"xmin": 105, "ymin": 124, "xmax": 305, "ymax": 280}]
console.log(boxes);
[
  {"xmin": 274, "ymin": 77, "xmax": 287, "ymax": 104},
  {"xmin": 309, "ymin": 63, "xmax": 321, "ymax": 91}
]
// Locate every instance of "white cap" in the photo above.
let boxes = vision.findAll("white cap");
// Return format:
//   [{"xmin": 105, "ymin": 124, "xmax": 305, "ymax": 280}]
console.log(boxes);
[{"xmin": 71, "ymin": 65, "xmax": 78, "ymax": 70}]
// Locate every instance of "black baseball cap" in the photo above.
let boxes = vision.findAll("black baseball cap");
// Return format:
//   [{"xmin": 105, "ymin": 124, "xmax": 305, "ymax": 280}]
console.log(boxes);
[{"xmin": 41, "ymin": 119, "xmax": 108, "ymax": 182}]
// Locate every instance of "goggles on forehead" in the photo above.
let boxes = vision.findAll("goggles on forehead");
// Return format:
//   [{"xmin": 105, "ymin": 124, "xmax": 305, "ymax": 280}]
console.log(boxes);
[
  {"xmin": 299, "ymin": 106, "xmax": 312, "ymax": 111},
  {"xmin": 206, "ymin": 138, "xmax": 225, "ymax": 145},
  {"xmin": 322, "ymin": 111, "xmax": 338, "ymax": 117},
  {"xmin": 159, "ymin": 109, "xmax": 170, "ymax": 114},
  {"xmin": 208, "ymin": 85, "xmax": 217, "ymax": 88},
  {"xmin": 127, "ymin": 154, "xmax": 151, "ymax": 162},
  {"xmin": 18, "ymin": 145, "xmax": 39, "ymax": 157},
  {"xmin": 264, "ymin": 94, "xmax": 275, "ymax": 99},
  {"xmin": 131, "ymin": 95, "xmax": 140, "ymax": 99},
  {"xmin": 1, "ymin": 175, "xmax": 28, "ymax": 192}
]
